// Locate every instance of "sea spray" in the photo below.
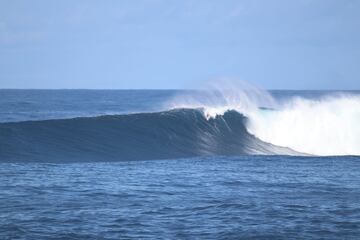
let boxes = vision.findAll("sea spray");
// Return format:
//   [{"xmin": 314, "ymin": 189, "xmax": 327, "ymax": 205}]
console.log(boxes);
[
  {"xmin": 166, "ymin": 79, "xmax": 277, "ymax": 119},
  {"xmin": 167, "ymin": 79, "xmax": 360, "ymax": 156}
]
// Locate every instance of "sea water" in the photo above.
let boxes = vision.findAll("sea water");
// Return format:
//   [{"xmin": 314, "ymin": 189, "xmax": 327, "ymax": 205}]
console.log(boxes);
[{"xmin": 0, "ymin": 90, "xmax": 359, "ymax": 239}]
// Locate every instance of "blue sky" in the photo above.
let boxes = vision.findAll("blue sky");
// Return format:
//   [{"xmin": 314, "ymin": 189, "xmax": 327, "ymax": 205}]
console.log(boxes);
[{"xmin": 0, "ymin": 0, "xmax": 359, "ymax": 89}]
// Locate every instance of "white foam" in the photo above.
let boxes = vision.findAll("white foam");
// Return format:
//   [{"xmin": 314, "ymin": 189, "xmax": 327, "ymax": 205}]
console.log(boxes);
[
  {"xmin": 247, "ymin": 95, "xmax": 360, "ymax": 156},
  {"xmin": 167, "ymin": 79, "xmax": 360, "ymax": 156}
]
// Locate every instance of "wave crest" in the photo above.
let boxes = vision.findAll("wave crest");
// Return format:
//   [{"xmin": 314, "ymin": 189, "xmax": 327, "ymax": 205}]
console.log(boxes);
[{"xmin": 168, "ymin": 83, "xmax": 360, "ymax": 156}]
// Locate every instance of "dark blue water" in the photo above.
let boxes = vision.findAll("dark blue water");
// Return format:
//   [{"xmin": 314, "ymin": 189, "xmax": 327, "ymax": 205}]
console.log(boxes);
[
  {"xmin": 1, "ymin": 157, "xmax": 360, "ymax": 239},
  {"xmin": 1, "ymin": 90, "xmax": 360, "ymax": 239}
]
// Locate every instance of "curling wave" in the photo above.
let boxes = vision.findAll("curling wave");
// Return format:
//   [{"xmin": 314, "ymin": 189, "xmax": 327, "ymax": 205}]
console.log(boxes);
[
  {"xmin": 168, "ymin": 84, "xmax": 360, "ymax": 156},
  {"xmin": 0, "ymin": 108, "xmax": 299, "ymax": 162}
]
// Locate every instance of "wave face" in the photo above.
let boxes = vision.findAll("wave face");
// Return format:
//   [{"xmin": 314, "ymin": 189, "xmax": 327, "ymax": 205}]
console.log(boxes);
[{"xmin": 0, "ymin": 109, "xmax": 297, "ymax": 162}]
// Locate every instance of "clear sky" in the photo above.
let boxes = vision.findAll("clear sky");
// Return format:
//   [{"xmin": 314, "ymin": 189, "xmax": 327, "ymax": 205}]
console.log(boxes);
[{"xmin": 0, "ymin": 0, "xmax": 359, "ymax": 89}]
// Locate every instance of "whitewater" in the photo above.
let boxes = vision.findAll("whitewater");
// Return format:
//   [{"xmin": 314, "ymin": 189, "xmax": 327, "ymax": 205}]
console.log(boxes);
[
  {"xmin": 168, "ymin": 83, "xmax": 360, "ymax": 156},
  {"xmin": 247, "ymin": 95, "xmax": 360, "ymax": 156}
]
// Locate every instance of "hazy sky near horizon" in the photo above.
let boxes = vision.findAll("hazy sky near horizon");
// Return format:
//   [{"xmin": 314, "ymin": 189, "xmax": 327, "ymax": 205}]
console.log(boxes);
[{"xmin": 0, "ymin": 0, "xmax": 359, "ymax": 89}]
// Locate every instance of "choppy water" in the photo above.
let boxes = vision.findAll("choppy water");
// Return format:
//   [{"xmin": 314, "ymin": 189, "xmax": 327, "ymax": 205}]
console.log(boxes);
[{"xmin": 1, "ymin": 156, "xmax": 360, "ymax": 239}]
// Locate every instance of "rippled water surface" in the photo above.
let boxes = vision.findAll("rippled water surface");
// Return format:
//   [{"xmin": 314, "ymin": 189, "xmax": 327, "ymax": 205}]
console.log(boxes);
[{"xmin": 1, "ymin": 156, "xmax": 360, "ymax": 239}]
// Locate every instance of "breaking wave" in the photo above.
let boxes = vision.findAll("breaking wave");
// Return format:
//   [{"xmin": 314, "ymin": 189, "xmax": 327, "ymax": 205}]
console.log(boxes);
[
  {"xmin": 168, "ymin": 81, "xmax": 360, "ymax": 156},
  {"xmin": 1, "ymin": 80, "xmax": 359, "ymax": 162},
  {"xmin": 247, "ymin": 95, "xmax": 360, "ymax": 156}
]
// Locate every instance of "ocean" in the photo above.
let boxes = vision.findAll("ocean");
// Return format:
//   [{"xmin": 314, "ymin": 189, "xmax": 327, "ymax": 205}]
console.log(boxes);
[{"xmin": 0, "ymin": 89, "xmax": 360, "ymax": 239}]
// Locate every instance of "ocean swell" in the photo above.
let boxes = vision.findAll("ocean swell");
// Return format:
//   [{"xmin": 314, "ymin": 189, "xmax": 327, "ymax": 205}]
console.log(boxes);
[{"xmin": 0, "ymin": 108, "xmax": 298, "ymax": 162}]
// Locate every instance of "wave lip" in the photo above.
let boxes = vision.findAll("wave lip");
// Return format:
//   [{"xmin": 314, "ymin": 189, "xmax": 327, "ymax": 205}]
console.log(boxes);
[{"xmin": 0, "ymin": 108, "xmax": 300, "ymax": 162}]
